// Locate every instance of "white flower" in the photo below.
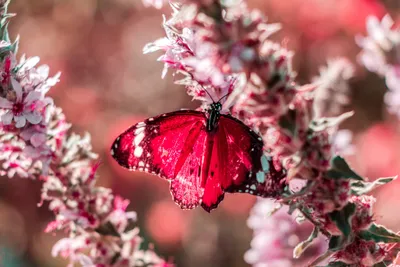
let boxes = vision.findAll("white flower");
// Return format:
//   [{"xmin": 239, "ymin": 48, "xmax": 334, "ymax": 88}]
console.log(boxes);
[
  {"xmin": 0, "ymin": 78, "xmax": 44, "ymax": 128},
  {"xmin": 331, "ymin": 129, "xmax": 355, "ymax": 156},
  {"xmin": 313, "ymin": 58, "xmax": 354, "ymax": 118},
  {"xmin": 142, "ymin": 0, "xmax": 167, "ymax": 9},
  {"xmin": 356, "ymin": 15, "xmax": 400, "ymax": 75}
]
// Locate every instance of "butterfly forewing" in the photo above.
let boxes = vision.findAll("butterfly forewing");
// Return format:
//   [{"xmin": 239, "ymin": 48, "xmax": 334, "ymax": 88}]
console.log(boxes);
[{"xmin": 111, "ymin": 110, "xmax": 209, "ymax": 209}]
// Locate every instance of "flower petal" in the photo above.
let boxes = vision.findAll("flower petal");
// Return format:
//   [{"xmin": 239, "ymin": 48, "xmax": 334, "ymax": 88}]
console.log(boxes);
[
  {"xmin": 1, "ymin": 111, "xmax": 13, "ymax": 125},
  {"xmin": 51, "ymin": 238, "xmax": 72, "ymax": 257},
  {"xmin": 25, "ymin": 112, "xmax": 42, "ymax": 125},
  {"xmin": 0, "ymin": 97, "xmax": 12, "ymax": 108},
  {"xmin": 24, "ymin": 91, "xmax": 42, "ymax": 105},
  {"xmin": 31, "ymin": 133, "xmax": 47, "ymax": 147},
  {"xmin": 14, "ymin": 115, "xmax": 26, "ymax": 128},
  {"xmin": 11, "ymin": 78, "xmax": 23, "ymax": 102}
]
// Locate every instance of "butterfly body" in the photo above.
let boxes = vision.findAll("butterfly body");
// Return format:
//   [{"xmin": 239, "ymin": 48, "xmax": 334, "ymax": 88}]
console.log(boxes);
[{"xmin": 111, "ymin": 103, "xmax": 285, "ymax": 212}]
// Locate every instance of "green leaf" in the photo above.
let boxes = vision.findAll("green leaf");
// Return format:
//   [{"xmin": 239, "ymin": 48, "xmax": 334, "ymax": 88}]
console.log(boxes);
[
  {"xmin": 328, "ymin": 235, "xmax": 348, "ymax": 252},
  {"xmin": 310, "ymin": 112, "xmax": 354, "ymax": 132},
  {"xmin": 351, "ymin": 176, "xmax": 396, "ymax": 195},
  {"xmin": 318, "ymin": 262, "xmax": 348, "ymax": 267},
  {"xmin": 374, "ymin": 262, "xmax": 392, "ymax": 267},
  {"xmin": 293, "ymin": 227, "xmax": 319, "ymax": 258},
  {"xmin": 359, "ymin": 223, "xmax": 400, "ymax": 243},
  {"xmin": 95, "ymin": 221, "xmax": 120, "ymax": 237},
  {"xmin": 278, "ymin": 109, "xmax": 297, "ymax": 137},
  {"xmin": 329, "ymin": 203, "xmax": 356, "ymax": 236},
  {"xmin": 326, "ymin": 156, "xmax": 363, "ymax": 181}
]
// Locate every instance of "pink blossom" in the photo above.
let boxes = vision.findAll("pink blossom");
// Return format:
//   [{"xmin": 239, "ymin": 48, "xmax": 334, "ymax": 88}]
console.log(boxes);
[
  {"xmin": 332, "ymin": 129, "xmax": 355, "ymax": 156},
  {"xmin": 0, "ymin": 78, "xmax": 44, "ymax": 127},
  {"xmin": 0, "ymin": 1, "xmax": 170, "ymax": 265},
  {"xmin": 142, "ymin": 0, "xmax": 167, "ymax": 9},
  {"xmin": 356, "ymin": 15, "xmax": 400, "ymax": 75},
  {"xmin": 313, "ymin": 58, "xmax": 355, "ymax": 118},
  {"xmin": 357, "ymin": 15, "xmax": 400, "ymax": 118},
  {"xmin": 245, "ymin": 199, "xmax": 327, "ymax": 267}
]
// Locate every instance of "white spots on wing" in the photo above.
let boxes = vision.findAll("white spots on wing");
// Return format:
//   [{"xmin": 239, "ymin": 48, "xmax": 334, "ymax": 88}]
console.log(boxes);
[
  {"xmin": 148, "ymin": 118, "xmax": 154, "ymax": 121},
  {"xmin": 147, "ymin": 153, "xmax": 151, "ymax": 157},
  {"xmin": 162, "ymin": 114, "xmax": 167, "ymax": 117},
  {"xmin": 134, "ymin": 146, "xmax": 143, "ymax": 157},
  {"xmin": 137, "ymin": 122, "xmax": 146, "ymax": 127},
  {"xmin": 256, "ymin": 171, "xmax": 265, "ymax": 183},
  {"xmin": 261, "ymin": 155, "xmax": 270, "ymax": 172},
  {"xmin": 138, "ymin": 161, "xmax": 144, "ymax": 167},
  {"xmin": 134, "ymin": 126, "xmax": 144, "ymax": 135},
  {"xmin": 110, "ymin": 149, "xmax": 114, "ymax": 156},
  {"xmin": 134, "ymin": 131, "xmax": 145, "ymax": 146},
  {"xmin": 245, "ymin": 189, "xmax": 249, "ymax": 193},
  {"xmin": 114, "ymin": 142, "xmax": 118, "ymax": 149},
  {"xmin": 250, "ymin": 184, "xmax": 256, "ymax": 190}
]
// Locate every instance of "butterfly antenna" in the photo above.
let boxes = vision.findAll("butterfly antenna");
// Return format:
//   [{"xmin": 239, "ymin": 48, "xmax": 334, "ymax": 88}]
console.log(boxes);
[
  {"xmin": 217, "ymin": 76, "xmax": 238, "ymax": 103},
  {"xmin": 200, "ymin": 85, "xmax": 215, "ymax": 102},
  {"xmin": 217, "ymin": 92, "xmax": 230, "ymax": 102}
]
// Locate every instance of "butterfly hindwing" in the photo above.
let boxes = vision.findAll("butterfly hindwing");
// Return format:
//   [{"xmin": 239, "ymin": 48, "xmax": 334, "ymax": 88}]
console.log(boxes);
[
  {"xmin": 111, "ymin": 110, "xmax": 286, "ymax": 212},
  {"xmin": 216, "ymin": 115, "xmax": 286, "ymax": 198}
]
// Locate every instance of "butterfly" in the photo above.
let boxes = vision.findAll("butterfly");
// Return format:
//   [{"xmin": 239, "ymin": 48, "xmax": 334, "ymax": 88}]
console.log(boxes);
[{"xmin": 110, "ymin": 101, "xmax": 286, "ymax": 212}]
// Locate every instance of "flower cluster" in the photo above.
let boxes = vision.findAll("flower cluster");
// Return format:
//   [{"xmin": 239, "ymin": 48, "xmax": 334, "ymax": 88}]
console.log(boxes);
[
  {"xmin": 356, "ymin": 15, "xmax": 400, "ymax": 118},
  {"xmin": 0, "ymin": 1, "xmax": 169, "ymax": 266},
  {"xmin": 245, "ymin": 199, "xmax": 327, "ymax": 267},
  {"xmin": 144, "ymin": 0, "xmax": 400, "ymax": 266}
]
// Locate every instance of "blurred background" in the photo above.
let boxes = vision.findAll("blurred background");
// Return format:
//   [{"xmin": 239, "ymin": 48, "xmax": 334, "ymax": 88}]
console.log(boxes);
[{"xmin": 0, "ymin": 0, "xmax": 400, "ymax": 266}]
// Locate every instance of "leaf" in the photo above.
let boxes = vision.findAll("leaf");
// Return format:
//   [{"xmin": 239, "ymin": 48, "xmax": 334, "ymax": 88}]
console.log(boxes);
[
  {"xmin": 351, "ymin": 176, "xmax": 396, "ymax": 195},
  {"xmin": 95, "ymin": 221, "xmax": 120, "ymax": 237},
  {"xmin": 278, "ymin": 109, "xmax": 297, "ymax": 137},
  {"xmin": 373, "ymin": 262, "xmax": 392, "ymax": 267},
  {"xmin": 359, "ymin": 223, "xmax": 400, "ymax": 243},
  {"xmin": 329, "ymin": 203, "xmax": 356, "ymax": 236},
  {"xmin": 310, "ymin": 112, "xmax": 354, "ymax": 132},
  {"xmin": 318, "ymin": 262, "xmax": 348, "ymax": 267},
  {"xmin": 293, "ymin": 227, "xmax": 319, "ymax": 258},
  {"xmin": 326, "ymin": 156, "xmax": 363, "ymax": 181},
  {"xmin": 328, "ymin": 235, "xmax": 346, "ymax": 252}
]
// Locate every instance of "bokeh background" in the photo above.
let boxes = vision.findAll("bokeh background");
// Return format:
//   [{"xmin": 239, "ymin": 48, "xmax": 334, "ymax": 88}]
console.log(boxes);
[{"xmin": 1, "ymin": 0, "xmax": 400, "ymax": 266}]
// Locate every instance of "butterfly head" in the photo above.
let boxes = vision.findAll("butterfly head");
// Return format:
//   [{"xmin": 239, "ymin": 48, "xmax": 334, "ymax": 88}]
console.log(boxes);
[
  {"xmin": 206, "ymin": 102, "xmax": 223, "ymax": 132},
  {"xmin": 210, "ymin": 102, "xmax": 222, "ymax": 112}
]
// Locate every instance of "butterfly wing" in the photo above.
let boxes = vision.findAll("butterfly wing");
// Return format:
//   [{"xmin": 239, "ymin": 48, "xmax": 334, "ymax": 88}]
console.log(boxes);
[
  {"xmin": 111, "ymin": 110, "xmax": 208, "ymax": 209},
  {"xmin": 200, "ymin": 115, "xmax": 286, "ymax": 210},
  {"xmin": 225, "ymin": 154, "xmax": 287, "ymax": 198},
  {"xmin": 111, "ymin": 110, "xmax": 286, "ymax": 212}
]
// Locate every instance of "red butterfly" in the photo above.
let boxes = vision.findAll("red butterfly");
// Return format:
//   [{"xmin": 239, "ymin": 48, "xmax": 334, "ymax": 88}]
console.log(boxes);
[{"xmin": 110, "ymin": 102, "xmax": 285, "ymax": 212}]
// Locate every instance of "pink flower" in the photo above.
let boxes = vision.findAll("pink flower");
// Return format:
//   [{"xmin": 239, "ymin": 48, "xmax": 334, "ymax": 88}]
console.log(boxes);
[
  {"xmin": 0, "ymin": 78, "xmax": 44, "ymax": 127},
  {"xmin": 356, "ymin": 15, "xmax": 400, "ymax": 75},
  {"xmin": 142, "ymin": 0, "xmax": 167, "ymax": 9},
  {"xmin": 332, "ymin": 129, "xmax": 355, "ymax": 156},
  {"xmin": 245, "ymin": 199, "xmax": 327, "ymax": 267},
  {"xmin": 313, "ymin": 58, "xmax": 354, "ymax": 118},
  {"xmin": 333, "ymin": 238, "xmax": 387, "ymax": 266}
]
